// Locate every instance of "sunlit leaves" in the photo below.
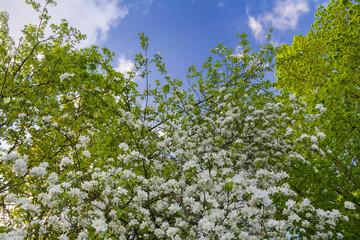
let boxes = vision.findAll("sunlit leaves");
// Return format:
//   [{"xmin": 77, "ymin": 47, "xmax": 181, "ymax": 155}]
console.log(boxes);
[{"xmin": 275, "ymin": 0, "xmax": 360, "ymax": 238}]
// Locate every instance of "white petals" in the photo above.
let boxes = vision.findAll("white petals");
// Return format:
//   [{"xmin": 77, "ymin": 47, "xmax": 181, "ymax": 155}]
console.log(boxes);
[
  {"xmin": 42, "ymin": 116, "xmax": 52, "ymax": 122},
  {"xmin": 13, "ymin": 155, "xmax": 28, "ymax": 175},
  {"xmin": 344, "ymin": 201, "xmax": 356, "ymax": 210},
  {"xmin": 79, "ymin": 135, "xmax": 90, "ymax": 145},
  {"xmin": 59, "ymin": 73, "xmax": 74, "ymax": 81},
  {"xmin": 30, "ymin": 165, "xmax": 47, "ymax": 178},
  {"xmin": 82, "ymin": 150, "xmax": 91, "ymax": 158},
  {"xmin": 119, "ymin": 142, "xmax": 129, "ymax": 151},
  {"xmin": 92, "ymin": 218, "xmax": 108, "ymax": 233},
  {"xmin": 310, "ymin": 135, "xmax": 318, "ymax": 143},
  {"xmin": 315, "ymin": 103, "xmax": 327, "ymax": 113},
  {"xmin": 18, "ymin": 113, "xmax": 26, "ymax": 119},
  {"xmin": 60, "ymin": 157, "xmax": 73, "ymax": 169},
  {"xmin": 317, "ymin": 132, "xmax": 326, "ymax": 140}
]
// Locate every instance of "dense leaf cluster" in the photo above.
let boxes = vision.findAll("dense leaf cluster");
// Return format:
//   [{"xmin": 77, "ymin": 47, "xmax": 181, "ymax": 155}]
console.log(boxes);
[{"xmin": 275, "ymin": 0, "xmax": 360, "ymax": 238}]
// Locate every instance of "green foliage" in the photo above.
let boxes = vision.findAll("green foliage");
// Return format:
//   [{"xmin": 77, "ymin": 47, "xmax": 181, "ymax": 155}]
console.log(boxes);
[
  {"xmin": 275, "ymin": 0, "xmax": 360, "ymax": 238},
  {"xmin": 0, "ymin": 0, "xmax": 354, "ymax": 239}
]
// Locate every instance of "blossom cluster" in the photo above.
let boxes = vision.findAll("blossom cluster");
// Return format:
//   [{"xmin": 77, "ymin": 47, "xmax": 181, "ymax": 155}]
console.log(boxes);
[{"xmin": 0, "ymin": 92, "xmax": 347, "ymax": 239}]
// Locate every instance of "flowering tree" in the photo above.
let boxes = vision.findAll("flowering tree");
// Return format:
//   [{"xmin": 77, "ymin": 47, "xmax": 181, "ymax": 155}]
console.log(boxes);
[{"xmin": 0, "ymin": 1, "xmax": 350, "ymax": 239}]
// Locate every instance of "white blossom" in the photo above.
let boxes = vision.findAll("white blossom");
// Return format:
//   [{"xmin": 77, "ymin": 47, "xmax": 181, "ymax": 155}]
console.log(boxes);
[
  {"xmin": 119, "ymin": 142, "xmax": 129, "ymax": 151},
  {"xmin": 310, "ymin": 135, "xmax": 318, "ymax": 143},
  {"xmin": 344, "ymin": 201, "xmax": 356, "ymax": 210},
  {"xmin": 29, "ymin": 166, "xmax": 47, "ymax": 178},
  {"xmin": 317, "ymin": 132, "xmax": 326, "ymax": 140},
  {"xmin": 18, "ymin": 113, "xmax": 27, "ymax": 119},
  {"xmin": 49, "ymin": 184, "xmax": 62, "ymax": 196},
  {"xmin": 82, "ymin": 150, "xmax": 91, "ymax": 158},
  {"xmin": 13, "ymin": 155, "xmax": 28, "ymax": 175},
  {"xmin": 59, "ymin": 234, "xmax": 69, "ymax": 240},
  {"xmin": 24, "ymin": 137, "xmax": 33, "ymax": 145},
  {"xmin": 42, "ymin": 115, "xmax": 52, "ymax": 122},
  {"xmin": 60, "ymin": 157, "xmax": 73, "ymax": 169},
  {"xmin": 2, "ymin": 152, "xmax": 20, "ymax": 164},
  {"xmin": 47, "ymin": 172, "xmax": 58, "ymax": 184},
  {"xmin": 315, "ymin": 103, "xmax": 327, "ymax": 113},
  {"xmin": 59, "ymin": 73, "xmax": 74, "ymax": 81},
  {"xmin": 79, "ymin": 135, "xmax": 90, "ymax": 145}
]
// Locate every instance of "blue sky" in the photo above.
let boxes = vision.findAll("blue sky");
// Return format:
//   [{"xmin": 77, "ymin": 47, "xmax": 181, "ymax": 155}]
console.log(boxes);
[
  {"xmin": 2, "ymin": 0, "xmax": 329, "ymax": 83},
  {"xmin": 104, "ymin": 0, "xmax": 326, "ymax": 81}
]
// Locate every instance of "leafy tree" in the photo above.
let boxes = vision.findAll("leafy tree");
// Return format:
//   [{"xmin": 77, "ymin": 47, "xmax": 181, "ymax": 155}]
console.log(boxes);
[
  {"xmin": 275, "ymin": 0, "xmax": 360, "ymax": 238},
  {"xmin": 0, "ymin": 0, "xmax": 349, "ymax": 239}
]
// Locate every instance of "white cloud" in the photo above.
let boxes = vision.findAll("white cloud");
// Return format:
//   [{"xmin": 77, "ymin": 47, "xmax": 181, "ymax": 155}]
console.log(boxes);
[
  {"xmin": 140, "ymin": 0, "xmax": 153, "ymax": 15},
  {"xmin": 218, "ymin": 0, "xmax": 226, "ymax": 8},
  {"xmin": 247, "ymin": 0, "xmax": 310, "ymax": 42},
  {"xmin": 248, "ymin": 16, "xmax": 264, "ymax": 40},
  {"xmin": 263, "ymin": 0, "xmax": 310, "ymax": 31},
  {"xmin": 115, "ymin": 55, "xmax": 135, "ymax": 75},
  {"xmin": 1, "ymin": 0, "xmax": 129, "ymax": 47}
]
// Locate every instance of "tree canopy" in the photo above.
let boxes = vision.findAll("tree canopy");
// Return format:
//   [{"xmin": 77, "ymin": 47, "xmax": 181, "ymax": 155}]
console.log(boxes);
[
  {"xmin": 0, "ymin": 0, "xmax": 357, "ymax": 239},
  {"xmin": 275, "ymin": 0, "xmax": 359, "ymax": 238}
]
